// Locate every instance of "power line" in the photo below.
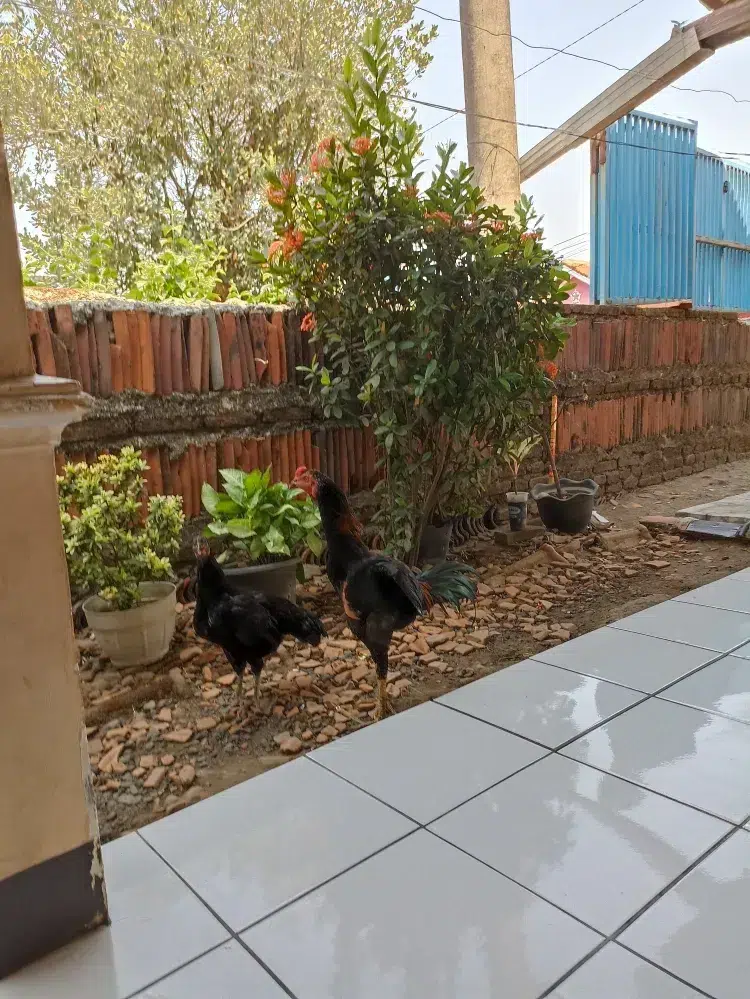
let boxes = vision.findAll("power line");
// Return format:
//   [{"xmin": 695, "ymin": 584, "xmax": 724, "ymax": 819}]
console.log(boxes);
[
  {"xmin": 13, "ymin": 0, "xmax": 750, "ymax": 108},
  {"xmin": 515, "ymin": 0, "xmax": 648, "ymax": 80},
  {"xmin": 414, "ymin": 3, "xmax": 750, "ymax": 107},
  {"xmin": 404, "ymin": 95, "xmax": 750, "ymax": 160},
  {"xmin": 549, "ymin": 231, "xmax": 590, "ymax": 250}
]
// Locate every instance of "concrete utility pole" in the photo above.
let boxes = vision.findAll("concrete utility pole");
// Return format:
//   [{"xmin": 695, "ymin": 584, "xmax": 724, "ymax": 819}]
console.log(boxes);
[{"xmin": 459, "ymin": 0, "xmax": 520, "ymax": 211}]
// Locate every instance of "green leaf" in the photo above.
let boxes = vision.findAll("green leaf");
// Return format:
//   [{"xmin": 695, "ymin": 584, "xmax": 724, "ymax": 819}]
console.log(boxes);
[
  {"xmin": 220, "ymin": 468, "xmax": 247, "ymax": 504},
  {"xmin": 226, "ymin": 519, "xmax": 254, "ymax": 539}
]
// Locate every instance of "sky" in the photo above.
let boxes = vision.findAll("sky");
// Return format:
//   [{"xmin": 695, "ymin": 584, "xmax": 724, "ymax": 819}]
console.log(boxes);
[{"xmin": 411, "ymin": 0, "xmax": 750, "ymax": 260}]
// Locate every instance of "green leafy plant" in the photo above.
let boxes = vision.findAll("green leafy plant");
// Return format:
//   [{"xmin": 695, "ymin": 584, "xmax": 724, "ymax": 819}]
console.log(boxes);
[
  {"xmin": 266, "ymin": 20, "xmax": 572, "ymax": 561},
  {"xmin": 128, "ymin": 224, "xmax": 227, "ymax": 302},
  {"xmin": 21, "ymin": 225, "xmax": 122, "ymax": 292},
  {"xmin": 499, "ymin": 435, "xmax": 542, "ymax": 492},
  {"xmin": 58, "ymin": 447, "xmax": 184, "ymax": 610},
  {"xmin": 201, "ymin": 468, "xmax": 323, "ymax": 562}
]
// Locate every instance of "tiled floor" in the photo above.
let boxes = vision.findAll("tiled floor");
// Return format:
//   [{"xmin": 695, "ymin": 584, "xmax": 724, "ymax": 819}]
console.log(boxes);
[{"xmin": 6, "ymin": 573, "xmax": 750, "ymax": 998}]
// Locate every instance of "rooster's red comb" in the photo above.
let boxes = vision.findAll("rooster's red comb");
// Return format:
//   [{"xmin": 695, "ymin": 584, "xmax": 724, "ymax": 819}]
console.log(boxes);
[{"xmin": 294, "ymin": 465, "xmax": 308, "ymax": 478}]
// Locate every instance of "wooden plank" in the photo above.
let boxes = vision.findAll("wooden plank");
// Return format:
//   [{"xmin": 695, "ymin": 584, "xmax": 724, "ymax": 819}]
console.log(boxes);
[
  {"xmin": 696, "ymin": 234, "xmax": 750, "ymax": 253},
  {"xmin": 520, "ymin": 27, "xmax": 711, "ymax": 181}
]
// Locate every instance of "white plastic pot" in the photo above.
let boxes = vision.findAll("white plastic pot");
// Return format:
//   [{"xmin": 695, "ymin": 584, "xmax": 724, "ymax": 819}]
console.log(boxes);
[{"xmin": 83, "ymin": 581, "xmax": 177, "ymax": 668}]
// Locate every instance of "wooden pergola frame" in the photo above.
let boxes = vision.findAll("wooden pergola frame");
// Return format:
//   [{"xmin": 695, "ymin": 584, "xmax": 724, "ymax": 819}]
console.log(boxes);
[{"xmin": 520, "ymin": 0, "xmax": 750, "ymax": 181}]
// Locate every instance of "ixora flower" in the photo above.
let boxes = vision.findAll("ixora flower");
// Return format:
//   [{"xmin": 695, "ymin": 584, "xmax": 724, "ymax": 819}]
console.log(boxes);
[
  {"xmin": 540, "ymin": 359, "xmax": 559, "ymax": 379},
  {"xmin": 267, "ymin": 185, "xmax": 286, "ymax": 207},
  {"xmin": 267, "ymin": 239, "xmax": 284, "ymax": 261},
  {"xmin": 425, "ymin": 210, "xmax": 452, "ymax": 224},
  {"xmin": 351, "ymin": 136, "xmax": 372, "ymax": 156},
  {"xmin": 280, "ymin": 168, "xmax": 297, "ymax": 190},
  {"xmin": 300, "ymin": 312, "xmax": 317, "ymax": 333},
  {"xmin": 282, "ymin": 228, "xmax": 305, "ymax": 258}
]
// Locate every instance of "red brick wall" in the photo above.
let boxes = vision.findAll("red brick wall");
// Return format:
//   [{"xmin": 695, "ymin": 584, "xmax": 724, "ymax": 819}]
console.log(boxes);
[
  {"xmin": 551, "ymin": 305, "xmax": 750, "ymax": 492},
  {"xmin": 32, "ymin": 298, "xmax": 750, "ymax": 511}
]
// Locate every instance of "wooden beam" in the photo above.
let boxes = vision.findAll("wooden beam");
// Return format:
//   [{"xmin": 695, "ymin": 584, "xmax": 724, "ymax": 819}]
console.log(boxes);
[
  {"xmin": 699, "ymin": 1, "xmax": 733, "ymax": 10},
  {"xmin": 520, "ymin": 28, "xmax": 711, "ymax": 181},
  {"xmin": 520, "ymin": 0, "xmax": 750, "ymax": 181},
  {"xmin": 697, "ymin": 234, "xmax": 750, "ymax": 253},
  {"xmin": 694, "ymin": 0, "xmax": 750, "ymax": 46}
]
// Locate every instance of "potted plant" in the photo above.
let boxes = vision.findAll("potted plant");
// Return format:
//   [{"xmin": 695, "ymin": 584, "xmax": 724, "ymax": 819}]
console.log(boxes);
[
  {"xmin": 201, "ymin": 467, "xmax": 323, "ymax": 601},
  {"xmin": 499, "ymin": 435, "xmax": 540, "ymax": 531},
  {"xmin": 530, "ymin": 424, "xmax": 599, "ymax": 534},
  {"xmin": 59, "ymin": 447, "xmax": 184, "ymax": 667}
]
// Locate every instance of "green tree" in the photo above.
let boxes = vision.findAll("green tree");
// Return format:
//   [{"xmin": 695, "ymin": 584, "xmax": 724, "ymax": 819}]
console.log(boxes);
[
  {"xmin": 268, "ymin": 22, "xmax": 572, "ymax": 560},
  {"xmin": 1, "ymin": 0, "xmax": 434, "ymax": 292}
]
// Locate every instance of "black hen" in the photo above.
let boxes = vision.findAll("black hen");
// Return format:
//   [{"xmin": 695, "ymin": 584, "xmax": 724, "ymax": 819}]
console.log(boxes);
[
  {"xmin": 192, "ymin": 538, "xmax": 326, "ymax": 713},
  {"xmin": 292, "ymin": 468, "xmax": 477, "ymax": 718}
]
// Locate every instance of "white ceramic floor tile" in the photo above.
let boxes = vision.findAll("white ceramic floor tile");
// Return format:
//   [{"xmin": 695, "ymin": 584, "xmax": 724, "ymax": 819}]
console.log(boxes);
[
  {"xmin": 431, "ymin": 754, "xmax": 728, "ymax": 934},
  {"xmin": 563, "ymin": 697, "xmax": 750, "ymax": 822},
  {"xmin": 438, "ymin": 660, "xmax": 643, "ymax": 749},
  {"xmin": 243, "ymin": 830, "xmax": 601, "ymax": 999},
  {"xmin": 139, "ymin": 757, "xmax": 413, "ymax": 932},
  {"xmin": 132, "ymin": 941, "xmax": 288, "ymax": 998},
  {"xmin": 549, "ymin": 943, "xmax": 706, "ymax": 998},
  {"xmin": 0, "ymin": 834, "xmax": 228, "ymax": 999},
  {"xmin": 532, "ymin": 627, "xmax": 717, "ymax": 693},
  {"xmin": 659, "ymin": 656, "xmax": 750, "ymax": 723},
  {"xmin": 674, "ymin": 577, "xmax": 750, "ymax": 615},
  {"xmin": 620, "ymin": 829, "xmax": 750, "ymax": 999},
  {"xmin": 611, "ymin": 600, "xmax": 750, "ymax": 653},
  {"xmin": 311, "ymin": 701, "xmax": 545, "ymax": 823}
]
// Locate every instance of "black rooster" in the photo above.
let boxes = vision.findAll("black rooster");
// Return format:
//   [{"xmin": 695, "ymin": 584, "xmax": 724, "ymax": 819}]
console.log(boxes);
[
  {"xmin": 292, "ymin": 468, "xmax": 477, "ymax": 719},
  {"xmin": 192, "ymin": 538, "xmax": 326, "ymax": 714}
]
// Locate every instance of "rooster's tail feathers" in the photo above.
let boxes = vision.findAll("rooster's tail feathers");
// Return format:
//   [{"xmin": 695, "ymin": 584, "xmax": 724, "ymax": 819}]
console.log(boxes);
[
  {"xmin": 417, "ymin": 560, "xmax": 478, "ymax": 611},
  {"xmin": 281, "ymin": 606, "xmax": 327, "ymax": 646}
]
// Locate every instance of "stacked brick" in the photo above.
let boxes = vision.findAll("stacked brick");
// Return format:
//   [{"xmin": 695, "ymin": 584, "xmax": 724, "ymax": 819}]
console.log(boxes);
[
  {"xmin": 554, "ymin": 306, "xmax": 750, "ymax": 453},
  {"xmin": 25, "ymin": 303, "xmax": 313, "ymax": 395},
  {"xmin": 32, "ymin": 296, "xmax": 750, "ymax": 509},
  {"xmin": 29, "ymin": 300, "xmax": 379, "ymax": 511},
  {"xmin": 55, "ymin": 427, "xmax": 379, "ymax": 518}
]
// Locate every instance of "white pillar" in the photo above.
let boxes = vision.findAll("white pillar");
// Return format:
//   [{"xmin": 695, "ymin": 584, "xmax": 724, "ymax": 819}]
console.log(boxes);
[{"xmin": 0, "ymin": 119, "xmax": 105, "ymax": 979}]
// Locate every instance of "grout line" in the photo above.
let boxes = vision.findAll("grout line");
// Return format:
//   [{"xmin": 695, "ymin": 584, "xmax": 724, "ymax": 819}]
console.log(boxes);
[
  {"xmin": 607, "ymin": 623, "xmax": 728, "ymax": 654},
  {"xmin": 306, "ymin": 755, "xmax": 422, "ymax": 825},
  {"xmin": 424, "ymin": 750, "xmax": 555, "ymax": 826},
  {"xmin": 552, "ymin": 746, "xmax": 742, "ymax": 827},
  {"xmin": 654, "ymin": 690, "xmax": 750, "ymax": 729},
  {"xmin": 536, "ymin": 823, "xmax": 742, "ymax": 999},
  {"xmin": 121, "ymin": 941, "xmax": 230, "ymax": 999},
  {"xmin": 435, "ymin": 700, "xmax": 553, "ymax": 751},
  {"xmin": 234, "ymin": 939, "xmax": 300, "ymax": 999},
  {"xmin": 235, "ymin": 828, "xmax": 418, "ymax": 935},
  {"xmin": 672, "ymin": 596, "xmax": 750, "ymax": 616},
  {"xmin": 614, "ymin": 943, "xmax": 720, "ymax": 999},
  {"xmin": 425, "ymin": 827, "xmax": 605, "ymax": 937},
  {"xmin": 531, "ymin": 642, "xmax": 727, "ymax": 697},
  {"xmin": 134, "ymin": 831, "xmax": 303, "ymax": 998}
]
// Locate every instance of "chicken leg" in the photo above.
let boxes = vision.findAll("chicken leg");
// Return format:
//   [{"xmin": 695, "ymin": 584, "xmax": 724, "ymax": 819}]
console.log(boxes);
[{"xmin": 235, "ymin": 672, "xmax": 245, "ymax": 715}]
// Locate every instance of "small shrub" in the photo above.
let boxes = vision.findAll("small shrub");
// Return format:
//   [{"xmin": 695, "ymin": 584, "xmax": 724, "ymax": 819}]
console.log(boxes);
[
  {"xmin": 202, "ymin": 467, "xmax": 322, "ymax": 563},
  {"xmin": 58, "ymin": 447, "xmax": 184, "ymax": 610},
  {"xmin": 128, "ymin": 223, "xmax": 227, "ymax": 302},
  {"xmin": 266, "ymin": 20, "xmax": 572, "ymax": 560}
]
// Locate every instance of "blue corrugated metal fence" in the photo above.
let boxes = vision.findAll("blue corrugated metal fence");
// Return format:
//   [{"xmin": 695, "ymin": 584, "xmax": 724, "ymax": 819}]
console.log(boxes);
[{"xmin": 590, "ymin": 110, "xmax": 750, "ymax": 311}]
